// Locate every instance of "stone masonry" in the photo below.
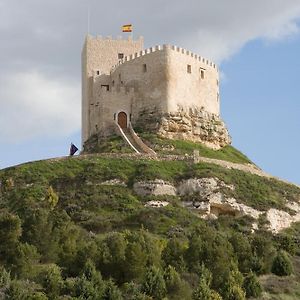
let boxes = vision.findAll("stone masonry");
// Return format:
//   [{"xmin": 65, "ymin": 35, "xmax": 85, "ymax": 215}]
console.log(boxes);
[{"xmin": 82, "ymin": 35, "xmax": 231, "ymax": 149}]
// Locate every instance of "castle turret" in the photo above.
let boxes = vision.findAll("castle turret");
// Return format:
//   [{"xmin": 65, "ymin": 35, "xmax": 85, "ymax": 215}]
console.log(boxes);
[
  {"xmin": 82, "ymin": 35, "xmax": 231, "ymax": 150},
  {"xmin": 82, "ymin": 35, "xmax": 144, "ymax": 144}
]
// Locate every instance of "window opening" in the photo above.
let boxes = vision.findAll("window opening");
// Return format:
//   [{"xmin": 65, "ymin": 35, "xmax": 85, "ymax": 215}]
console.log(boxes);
[
  {"xmin": 118, "ymin": 53, "xmax": 124, "ymax": 59},
  {"xmin": 201, "ymin": 70, "xmax": 205, "ymax": 79},
  {"xmin": 143, "ymin": 64, "xmax": 147, "ymax": 72},
  {"xmin": 187, "ymin": 64, "xmax": 192, "ymax": 73},
  {"xmin": 101, "ymin": 85, "xmax": 109, "ymax": 91}
]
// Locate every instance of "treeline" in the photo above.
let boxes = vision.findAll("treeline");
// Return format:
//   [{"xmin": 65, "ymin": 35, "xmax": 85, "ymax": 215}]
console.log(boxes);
[{"xmin": 0, "ymin": 206, "xmax": 296, "ymax": 299}]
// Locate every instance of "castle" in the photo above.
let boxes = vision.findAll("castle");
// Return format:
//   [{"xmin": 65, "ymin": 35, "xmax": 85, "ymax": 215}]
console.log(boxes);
[{"xmin": 82, "ymin": 35, "xmax": 231, "ymax": 152}]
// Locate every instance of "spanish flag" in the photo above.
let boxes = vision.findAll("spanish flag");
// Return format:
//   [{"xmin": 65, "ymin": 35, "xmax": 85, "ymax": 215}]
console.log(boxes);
[{"xmin": 122, "ymin": 24, "xmax": 132, "ymax": 32}]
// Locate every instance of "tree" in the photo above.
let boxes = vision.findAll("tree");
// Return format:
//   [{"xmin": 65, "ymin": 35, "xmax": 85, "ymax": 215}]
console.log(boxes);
[
  {"xmin": 0, "ymin": 211, "xmax": 21, "ymax": 265},
  {"xmin": 39, "ymin": 264, "xmax": 64, "ymax": 298},
  {"xmin": 122, "ymin": 282, "xmax": 152, "ymax": 300},
  {"xmin": 243, "ymin": 272, "xmax": 262, "ymax": 298},
  {"xmin": 162, "ymin": 238, "xmax": 187, "ymax": 272},
  {"xmin": 142, "ymin": 266, "xmax": 166, "ymax": 300},
  {"xmin": 164, "ymin": 265, "xmax": 192, "ymax": 300},
  {"xmin": 193, "ymin": 277, "xmax": 212, "ymax": 300},
  {"xmin": 271, "ymin": 250, "xmax": 293, "ymax": 276},
  {"xmin": 103, "ymin": 279, "xmax": 123, "ymax": 300},
  {"xmin": 124, "ymin": 242, "xmax": 147, "ymax": 282},
  {"xmin": 221, "ymin": 270, "xmax": 245, "ymax": 300},
  {"xmin": 46, "ymin": 186, "xmax": 59, "ymax": 210}
]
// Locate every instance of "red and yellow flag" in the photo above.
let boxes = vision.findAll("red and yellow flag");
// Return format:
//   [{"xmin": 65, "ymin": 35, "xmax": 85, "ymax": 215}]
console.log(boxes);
[{"xmin": 122, "ymin": 24, "xmax": 132, "ymax": 32}]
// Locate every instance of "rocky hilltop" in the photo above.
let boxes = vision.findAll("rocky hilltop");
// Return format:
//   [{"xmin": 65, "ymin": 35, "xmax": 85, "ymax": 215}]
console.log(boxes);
[{"xmin": 0, "ymin": 135, "xmax": 300, "ymax": 299}]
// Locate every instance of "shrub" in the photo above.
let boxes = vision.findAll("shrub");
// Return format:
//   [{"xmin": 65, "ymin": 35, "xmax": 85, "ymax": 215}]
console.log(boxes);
[
  {"xmin": 243, "ymin": 272, "xmax": 262, "ymax": 298},
  {"xmin": 142, "ymin": 266, "xmax": 166, "ymax": 300},
  {"xmin": 271, "ymin": 250, "xmax": 293, "ymax": 276}
]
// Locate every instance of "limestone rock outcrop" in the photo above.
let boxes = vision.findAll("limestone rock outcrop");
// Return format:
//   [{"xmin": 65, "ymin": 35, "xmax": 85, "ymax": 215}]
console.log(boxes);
[
  {"xmin": 133, "ymin": 179, "xmax": 176, "ymax": 196},
  {"xmin": 116, "ymin": 176, "xmax": 300, "ymax": 234},
  {"xmin": 157, "ymin": 108, "xmax": 231, "ymax": 149}
]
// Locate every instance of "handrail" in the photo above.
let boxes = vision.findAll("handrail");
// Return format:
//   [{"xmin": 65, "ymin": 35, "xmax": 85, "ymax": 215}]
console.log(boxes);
[
  {"xmin": 115, "ymin": 124, "xmax": 140, "ymax": 153},
  {"xmin": 128, "ymin": 123, "xmax": 156, "ymax": 155}
]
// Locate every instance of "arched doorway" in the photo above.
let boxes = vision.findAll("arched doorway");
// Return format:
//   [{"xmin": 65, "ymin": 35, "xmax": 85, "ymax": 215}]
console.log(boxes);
[{"xmin": 117, "ymin": 112, "xmax": 127, "ymax": 129}]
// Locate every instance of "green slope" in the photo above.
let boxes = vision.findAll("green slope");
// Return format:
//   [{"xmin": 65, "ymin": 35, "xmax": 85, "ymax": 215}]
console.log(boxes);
[{"xmin": 0, "ymin": 155, "xmax": 300, "ymax": 299}]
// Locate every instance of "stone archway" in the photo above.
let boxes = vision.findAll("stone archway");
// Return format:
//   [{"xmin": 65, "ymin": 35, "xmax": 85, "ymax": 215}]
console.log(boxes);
[{"xmin": 117, "ymin": 111, "xmax": 127, "ymax": 129}]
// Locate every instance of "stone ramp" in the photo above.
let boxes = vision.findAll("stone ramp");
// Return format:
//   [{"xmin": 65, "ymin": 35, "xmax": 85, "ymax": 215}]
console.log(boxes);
[{"xmin": 116, "ymin": 123, "xmax": 156, "ymax": 155}]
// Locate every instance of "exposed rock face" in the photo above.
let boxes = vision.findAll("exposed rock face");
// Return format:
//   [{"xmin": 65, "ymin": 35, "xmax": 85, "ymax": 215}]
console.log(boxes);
[
  {"xmin": 157, "ymin": 109, "xmax": 231, "ymax": 149},
  {"xmin": 109, "ymin": 177, "xmax": 300, "ymax": 234},
  {"xmin": 145, "ymin": 201, "xmax": 169, "ymax": 208},
  {"xmin": 133, "ymin": 180, "xmax": 176, "ymax": 196},
  {"xmin": 134, "ymin": 107, "xmax": 231, "ymax": 149},
  {"xmin": 267, "ymin": 208, "xmax": 300, "ymax": 233}
]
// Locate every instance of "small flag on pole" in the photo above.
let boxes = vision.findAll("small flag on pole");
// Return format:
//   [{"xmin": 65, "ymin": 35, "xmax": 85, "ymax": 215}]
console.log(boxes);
[
  {"xmin": 122, "ymin": 24, "xmax": 132, "ymax": 32},
  {"xmin": 69, "ymin": 143, "xmax": 79, "ymax": 156}
]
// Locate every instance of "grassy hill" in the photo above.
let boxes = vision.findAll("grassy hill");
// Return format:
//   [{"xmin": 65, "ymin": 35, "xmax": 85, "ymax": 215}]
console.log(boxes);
[{"xmin": 1, "ymin": 139, "xmax": 300, "ymax": 299}]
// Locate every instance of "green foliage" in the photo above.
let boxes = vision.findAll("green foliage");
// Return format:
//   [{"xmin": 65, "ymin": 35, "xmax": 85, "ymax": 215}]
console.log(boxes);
[
  {"xmin": 271, "ymin": 250, "xmax": 293, "ymax": 276},
  {"xmin": 0, "ymin": 211, "xmax": 21, "ymax": 264},
  {"xmin": 221, "ymin": 270, "xmax": 245, "ymax": 300},
  {"xmin": 38, "ymin": 264, "xmax": 64, "ymax": 298},
  {"xmin": 164, "ymin": 265, "xmax": 192, "ymax": 299},
  {"xmin": 103, "ymin": 279, "xmax": 123, "ymax": 300},
  {"xmin": 5, "ymin": 280, "xmax": 46, "ymax": 300},
  {"xmin": 46, "ymin": 186, "xmax": 59, "ymax": 210},
  {"xmin": 162, "ymin": 238, "xmax": 187, "ymax": 272},
  {"xmin": 139, "ymin": 133, "xmax": 252, "ymax": 164},
  {"xmin": 0, "ymin": 155, "xmax": 300, "ymax": 299},
  {"xmin": 243, "ymin": 272, "xmax": 262, "ymax": 298},
  {"xmin": 275, "ymin": 234, "xmax": 297, "ymax": 255},
  {"xmin": 0, "ymin": 267, "xmax": 11, "ymax": 290},
  {"xmin": 142, "ymin": 266, "xmax": 166, "ymax": 300}
]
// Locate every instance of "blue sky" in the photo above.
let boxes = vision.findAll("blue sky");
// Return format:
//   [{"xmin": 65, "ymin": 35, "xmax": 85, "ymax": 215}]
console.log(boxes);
[{"xmin": 0, "ymin": 0, "xmax": 300, "ymax": 185}]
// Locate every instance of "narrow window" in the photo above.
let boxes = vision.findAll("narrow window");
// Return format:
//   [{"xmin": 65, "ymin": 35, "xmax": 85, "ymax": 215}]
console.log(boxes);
[
  {"xmin": 216, "ymin": 79, "xmax": 219, "ymax": 86},
  {"xmin": 112, "ymin": 80, "xmax": 115, "ymax": 86},
  {"xmin": 201, "ymin": 70, "xmax": 205, "ymax": 79},
  {"xmin": 101, "ymin": 84, "xmax": 109, "ymax": 91},
  {"xmin": 143, "ymin": 64, "xmax": 147, "ymax": 72},
  {"xmin": 96, "ymin": 70, "xmax": 100, "ymax": 75},
  {"xmin": 118, "ymin": 53, "xmax": 124, "ymax": 59},
  {"xmin": 119, "ymin": 74, "xmax": 121, "ymax": 81},
  {"xmin": 187, "ymin": 64, "xmax": 192, "ymax": 73}
]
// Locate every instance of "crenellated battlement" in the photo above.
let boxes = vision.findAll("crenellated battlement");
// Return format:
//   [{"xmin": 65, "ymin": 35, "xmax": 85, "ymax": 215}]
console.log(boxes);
[
  {"xmin": 87, "ymin": 34, "xmax": 144, "ymax": 43},
  {"xmin": 82, "ymin": 34, "xmax": 229, "ymax": 149},
  {"xmin": 110, "ymin": 44, "xmax": 217, "ymax": 74}
]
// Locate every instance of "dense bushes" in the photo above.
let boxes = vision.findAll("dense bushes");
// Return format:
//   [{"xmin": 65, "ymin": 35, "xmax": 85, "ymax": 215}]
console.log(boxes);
[
  {"xmin": 0, "ymin": 156, "xmax": 299, "ymax": 298},
  {"xmin": 271, "ymin": 250, "xmax": 293, "ymax": 276}
]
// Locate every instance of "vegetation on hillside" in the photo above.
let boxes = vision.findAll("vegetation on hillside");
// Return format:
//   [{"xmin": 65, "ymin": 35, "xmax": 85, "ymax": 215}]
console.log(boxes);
[
  {"xmin": 83, "ymin": 133, "xmax": 252, "ymax": 164},
  {"xmin": 0, "ymin": 156, "xmax": 300, "ymax": 299}
]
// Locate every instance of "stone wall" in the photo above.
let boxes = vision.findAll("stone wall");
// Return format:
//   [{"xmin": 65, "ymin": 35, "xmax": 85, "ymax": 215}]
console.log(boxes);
[
  {"xmin": 82, "ymin": 36, "xmax": 229, "ymax": 149},
  {"xmin": 82, "ymin": 35, "xmax": 144, "ymax": 144}
]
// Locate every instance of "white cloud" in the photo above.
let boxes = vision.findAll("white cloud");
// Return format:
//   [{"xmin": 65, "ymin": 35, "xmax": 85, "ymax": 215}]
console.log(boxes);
[
  {"xmin": 172, "ymin": 1, "xmax": 300, "ymax": 62},
  {"xmin": 0, "ymin": 71, "xmax": 80, "ymax": 143},
  {"xmin": 1, "ymin": 0, "xmax": 300, "ymax": 143}
]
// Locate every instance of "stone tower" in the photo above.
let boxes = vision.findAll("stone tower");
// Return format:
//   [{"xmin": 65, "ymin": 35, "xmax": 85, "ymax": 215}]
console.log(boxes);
[
  {"xmin": 82, "ymin": 35, "xmax": 144, "ymax": 144},
  {"xmin": 82, "ymin": 35, "xmax": 231, "ymax": 150}
]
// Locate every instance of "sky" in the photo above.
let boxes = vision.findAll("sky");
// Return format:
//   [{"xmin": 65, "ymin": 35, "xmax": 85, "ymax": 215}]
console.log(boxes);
[{"xmin": 0, "ymin": 0, "xmax": 299, "ymax": 184}]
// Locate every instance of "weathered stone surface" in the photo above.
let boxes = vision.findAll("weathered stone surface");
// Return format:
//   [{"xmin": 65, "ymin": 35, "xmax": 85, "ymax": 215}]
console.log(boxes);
[
  {"xmin": 145, "ymin": 201, "xmax": 169, "ymax": 207},
  {"xmin": 155, "ymin": 108, "xmax": 231, "ymax": 149},
  {"xmin": 266, "ymin": 208, "xmax": 300, "ymax": 233},
  {"xmin": 132, "ymin": 177, "xmax": 300, "ymax": 233},
  {"xmin": 133, "ymin": 179, "xmax": 176, "ymax": 196}
]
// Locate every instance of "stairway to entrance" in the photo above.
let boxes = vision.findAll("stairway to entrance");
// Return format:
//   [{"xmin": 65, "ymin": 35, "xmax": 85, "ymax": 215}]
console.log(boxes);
[{"xmin": 116, "ymin": 123, "xmax": 156, "ymax": 155}]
